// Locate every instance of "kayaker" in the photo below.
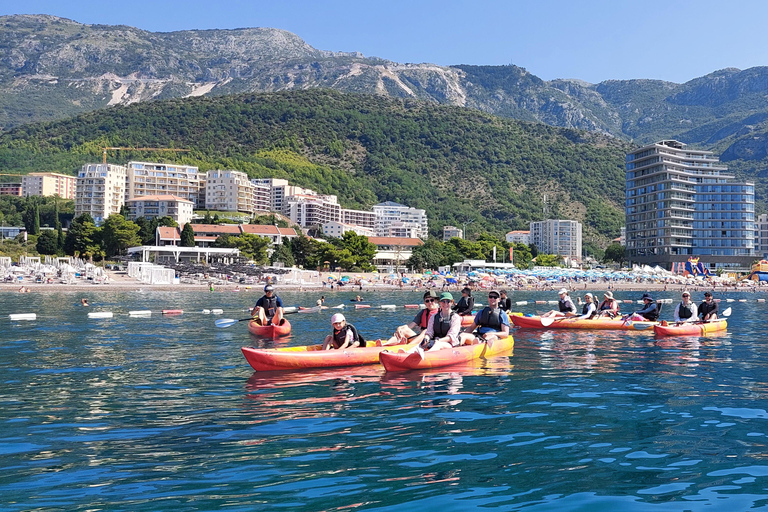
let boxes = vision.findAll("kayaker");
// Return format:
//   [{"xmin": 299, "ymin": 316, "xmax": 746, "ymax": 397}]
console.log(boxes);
[
  {"xmin": 499, "ymin": 290, "xmax": 512, "ymax": 312},
  {"xmin": 542, "ymin": 288, "xmax": 577, "ymax": 318},
  {"xmin": 384, "ymin": 290, "xmax": 439, "ymax": 345},
  {"xmin": 595, "ymin": 291, "xmax": 619, "ymax": 318},
  {"xmin": 461, "ymin": 290, "xmax": 511, "ymax": 345},
  {"xmin": 698, "ymin": 291, "xmax": 719, "ymax": 321},
  {"xmin": 632, "ymin": 293, "xmax": 659, "ymax": 321},
  {"xmin": 673, "ymin": 291, "xmax": 698, "ymax": 323},
  {"xmin": 577, "ymin": 293, "xmax": 597, "ymax": 319},
  {"xmin": 420, "ymin": 292, "xmax": 463, "ymax": 352},
  {"xmin": 453, "ymin": 287, "xmax": 475, "ymax": 316},
  {"xmin": 251, "ymin": 284, "xmax": 284, "ymax": 327},
  {"xmin": 322, "ymin": 313, "xmax": 365, "ymax": 350}
]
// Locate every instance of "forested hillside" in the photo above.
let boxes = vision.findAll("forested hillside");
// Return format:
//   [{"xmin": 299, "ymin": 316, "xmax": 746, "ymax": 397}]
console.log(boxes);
[{"xmin": 0, "ymin": 89, "xmax": 630, "ymax": 250}]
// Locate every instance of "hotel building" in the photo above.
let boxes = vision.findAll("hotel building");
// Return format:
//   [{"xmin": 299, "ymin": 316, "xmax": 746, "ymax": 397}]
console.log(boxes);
[
  {"xmin": 443, "ymin": 226, "xmax": 463, "ymax": 241},
  {"xmin": 126, "ymin": 161, "xmax": 205, "ymax": 208},
  {"xmin": 373, "ymin": 202, "xmax": 428, "ymax": 239},
  {"xmin": 529, "ymin": 220, "xmax": 582, "ymax": 260},
  {"xmin": 625, "ymin": 140, "xmax": 755, "ymax": 269},
  {"xmin": 21, "ymin": 172, "xmax": 76, "ymax": 199},
  {"xmin": 75, "ymin": 164, "xmax": 127, "ymax": 224},
  {"xmin": 205, "ymin": 170, "xmax": 256, "ymax": 213},
  {"xmin": 125, "ymin": 195, "xmax": 194, "ymax": 226}
]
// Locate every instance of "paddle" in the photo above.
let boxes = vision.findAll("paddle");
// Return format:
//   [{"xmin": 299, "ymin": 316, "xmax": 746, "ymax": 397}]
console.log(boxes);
[
  {"xmin": 215, "ymin": 317, "xmax": 253, "ymax": 328},
  {"xmin": 540, "ymin": 317, "xmax": 556, "ymax": 327}
]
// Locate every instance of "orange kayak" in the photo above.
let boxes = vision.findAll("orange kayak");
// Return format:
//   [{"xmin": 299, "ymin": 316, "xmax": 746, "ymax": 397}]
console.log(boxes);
[
  {"xmin": 378, "ymin": 335, "xmax": 514, "ymax": 372},
  {"xmin": 241, "ymin": 338, "xmax": 416, "ymax": 371},
  {"xmin": 653, "ymin": 319, "xmax": 727, "ymax": 336},
  {"xmin": 512, "ymin": 315, "xmax": 657, "ymax": 331},
  {"xmin": 460, "ymin": 315, "xmax": 475, "ymax": 327},
  {"xmin": 247, "ymin": 319, "xmax": 292, "ymax": 337}
]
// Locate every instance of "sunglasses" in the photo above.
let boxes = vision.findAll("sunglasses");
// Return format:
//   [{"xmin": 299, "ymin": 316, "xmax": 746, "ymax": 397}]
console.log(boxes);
[
  {"xmin": 424, "ymin": 298, "xmax": 435, "ymax": 303},
  {"xmin": 488, "ymin": 296, "xmax": 500, "ymax": 299},
  {"xmin": 440, "ymin": 299, "xmax": 451, "ymax": 303},
  {"xmin": 682, "ymin": 295, "xmax": 690, "ymax": 297}
]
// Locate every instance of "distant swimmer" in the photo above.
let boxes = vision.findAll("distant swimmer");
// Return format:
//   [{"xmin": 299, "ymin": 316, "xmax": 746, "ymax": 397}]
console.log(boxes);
[{"xmin": 81, "ymin": 298, "xmax": 90, "ymax": 307}]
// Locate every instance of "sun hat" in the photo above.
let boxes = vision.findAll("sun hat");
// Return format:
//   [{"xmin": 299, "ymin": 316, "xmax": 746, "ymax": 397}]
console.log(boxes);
[
  {"xmin": 439, "ymin": 292, "xmax": 454, "ymax": 302},
  {"xmin": 264, "ymin": 284, "xmax": 274, "ymax": 292},
  {"xmin": 423, "ymin": 290, "xmax": 438, "ymax": 299},
  {"xmin": 704, "ymin": 291, "xmax": 713, "ymax": 297},
  {"xmin": 558, "ymin": 288, "xmax": 568, "ymax": 295},
  {"xmin": 461, "ymin": 287, "xmax": 471, "ymax": 294},
  {"xmin": 585, "ymin": 293, "xmax": 593, "ymax": 299},
  {"xmin": 682, "ymin": 291, "xmax": 690, "ymax": 297},
  {"xmin": 641, "ymin": 293, "xmax": 653, "ymax": 300},
  {"xmin": 330, "ymin": 313, "xmax": 346, "ymax": 324},
  {"xmin": 604, "ymin": 291, "xmax": 613, "ymax": 299}
]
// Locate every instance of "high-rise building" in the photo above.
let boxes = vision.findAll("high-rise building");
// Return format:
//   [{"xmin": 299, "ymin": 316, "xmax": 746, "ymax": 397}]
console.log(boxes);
[
  {"xmin": 75, "ymin": 164, "xmax": 127, "ymax": 224},
  {"xmin": 625, "ymin": 140, "xmax": 755, "ymax": 269},
  {"xmin": 126, "ymin": 161, "xmax": 204, "ymax": 208},
  {"xmin": 21, "ymin": 172, "xmax": 76, "ymax": 199},
  {"xmin": 529, "ymin": 220, "xmax": 582, "ymax": 260},
  {"xmin": 373, "ymin": 202, "xmax": 428, "ymax": 239},
  {"xmin": 205, "ymin": 170, "xmax": 255, "ymax": 213},
  {"xmin": 283, "ymin": 194, "xmax": 341, "ymax": 227},
  {"xmin": 756, "ymin": 214, "xmax": 768, "ymax": 259}
]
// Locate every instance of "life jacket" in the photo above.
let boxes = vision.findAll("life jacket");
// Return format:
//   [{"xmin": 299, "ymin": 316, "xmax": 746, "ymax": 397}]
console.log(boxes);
[
  {"xmin": 558, "ymin": 297, "xmax": 576, "ymax": 314},
  {"xmin": 582, "ymin": 303, "xmax": 595, "ymax": 318},
  {"xmin": 260, "ymin": 295, "xmax": 278, "ymax": 318},
  {"xmin": 432, "ymin": 310, "xmax": 456, "ymax": 338},
  {"xmin": 599, "ymin": 300, "xmax": 614, "ymax": 311},
  {"xmin": 418, "ymin": 308, "xmax": 435, "ymax": 329},
  {"xmin": 453, "ymin": 296, "xmax": 474, "ymax": 315},
  {"xmin": 478, "ymin": 307, "xmax": 503, "ymax": 331},
  {"xmin": 678, "ymin": 302, "xmax": 693, "ymax": 320},
  {"xmin": 332, "ymin": 323, "xmax": 365, "ymax": 349},
  {"xmin": 643, "ymin": 301, "xmax": 659, "ymax": 321},
  {"xmin": 699, "ymin": 301, "xmax": 718, "ymax": 317}
]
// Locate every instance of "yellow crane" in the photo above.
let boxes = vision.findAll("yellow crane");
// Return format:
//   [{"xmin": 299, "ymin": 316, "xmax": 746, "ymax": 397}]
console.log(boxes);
[{"xmin": 102, "ymin": 146, "xmax": 190, "ymax": 164}]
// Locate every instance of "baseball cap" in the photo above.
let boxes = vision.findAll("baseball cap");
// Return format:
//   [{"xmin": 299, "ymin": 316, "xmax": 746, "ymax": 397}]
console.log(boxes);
[
  {"xmin": 439, "ymin": 292, "xmax": 454, "ymax": 301},
  {"xmin": 264, "ymin": 284, "xmax": 274, "ymax": 292},
  {"xmin": 558, "ymin": 288, "xmax": 568, "ymax": 295},
  {"xmin": 330, "ymin": 313, "xmax": 345, "ymax": 324},
  {"xmin": 423, "ymin": 290, "xmax": 438, "ymax": 299}
]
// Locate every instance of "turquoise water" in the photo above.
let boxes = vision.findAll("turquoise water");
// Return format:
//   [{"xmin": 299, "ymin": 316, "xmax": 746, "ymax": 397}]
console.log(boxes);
[{"xmin": 2, "ymin": 289, "xmax": 768, "ymax": 511}]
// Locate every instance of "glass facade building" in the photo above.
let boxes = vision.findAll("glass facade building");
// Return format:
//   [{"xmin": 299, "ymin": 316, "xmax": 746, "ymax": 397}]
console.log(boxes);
[{"xmin": 625, "ymin": 140, "xmax": 755, "ymax": 270}]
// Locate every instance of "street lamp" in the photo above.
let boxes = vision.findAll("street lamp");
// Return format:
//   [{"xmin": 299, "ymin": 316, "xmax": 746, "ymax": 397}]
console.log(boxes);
[{"xmin": 462, "ymin": 219, "xmax": 474, "ymax": 240}]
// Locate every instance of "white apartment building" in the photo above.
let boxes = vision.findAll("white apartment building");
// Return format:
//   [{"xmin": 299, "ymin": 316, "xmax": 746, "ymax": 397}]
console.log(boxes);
[
  {"xmin": 283, "ymin": 194, "xmax": 341, "ymax": 227},
  {"xmin": 373, "ymin": 201, "xmax": 428, "ymax": 239},
  {"xmin": 21, "ymin": 172, "xmax": 76, "ymax": 199},
  {"xmin": 205, "ymin": 170, "xmax": 255, "ymax": 213},
  {"xmin": 252, "ymin": 182, "xmax": 271, "ymax": 212},
  {"xmin": 505, "ymin": 230, "xmax": 531, "ymax": 245},
  {"xmin": 342, "ymin": 208, "xmax": 376, "ymax": 230},
  {"xmin": 443, "ymin": 226, "xmax": 463, "ymax": 241},
  {"xmin": 530, "ymin": 219, "xmax": 582, "ymax": 260},
  {"xmin": 126, "ymin": 161, "xmax": 204, "ymax": 208},
  {"xmin": 125, "ymin": 195, "xmax": 194, "ymax": 226},
  {"xmin": 322, "ymin": 221, "xmax": 375, "ymax": 238},
  {"xmin": 757, "ymin": 214, "xmax": 768, "ymax": 258},
  {"xmin": 251, "ymin": 178, "xmax": 316, "ymax": 212},
  {"xmin": 75, "ymin": 164, "xmax": 127, "ymax": 224}
]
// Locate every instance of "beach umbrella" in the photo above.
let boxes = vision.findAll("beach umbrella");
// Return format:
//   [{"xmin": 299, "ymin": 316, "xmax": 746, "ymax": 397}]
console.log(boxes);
[
  {"xmin": 327, "ymin": 274, "xmax": 337, "ymax": 280},
  {"xmin": 341, "ymin": 276, "xmax": 350, "ymax": 281}
]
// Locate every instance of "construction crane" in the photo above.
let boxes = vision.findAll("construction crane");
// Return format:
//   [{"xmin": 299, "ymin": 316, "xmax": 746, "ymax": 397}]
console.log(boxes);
[{"xmin": 102, "ymin": 147, "xmax": 190, "ymax": 164}]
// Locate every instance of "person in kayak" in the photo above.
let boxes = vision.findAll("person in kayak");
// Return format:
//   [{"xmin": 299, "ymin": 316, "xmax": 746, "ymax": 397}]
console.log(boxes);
[
  {"xmin": 542, "ymin": 288, "xmax": 578, "ymax": 318},
  {"xmin": 499, "ymin": 290, "xmax": 512, "ymax": 312},
  {"xmin": 673, "ymin": 291, "xmax": 698, "ymax": 323},
  {"xmin": 322, "ymin": 313, "xmax": 365, "ymax": 350},
  {"xmin": 577, "ymin": 293, "xmax": 597, "ymax": 319},
  {"xmin": 419, "ymin": 292, "xmax": 463, "ymax": 352},
  {"xmin": 698, "ymin": 291, "xmax": 719, "ymax": 321},
  {"xmin": 453, "ymin": 287, "xmax": 475, "ymax": 316},
  {"xmin": 384, "ymin": 290, "xmax": 440, "ymax": 346},
  {"xmin": 251, "ymin": 284, "xmax": 285, "ymax": 327},
  {"xmin": 461, "ymin": 290, "xmax": 511, "ymax": 345},
  {"xmin": 595, "ymin": 291, "xmax": 619, "ymax": 318},
  {"xmin": 631, "ymin": 293, "xmax": 659, "ymax": 321}
]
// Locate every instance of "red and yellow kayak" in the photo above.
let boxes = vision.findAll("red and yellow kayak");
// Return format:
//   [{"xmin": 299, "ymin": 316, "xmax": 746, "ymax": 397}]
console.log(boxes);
[
  {"xmin": 247, "ymin": 319, "xmax": 292, "ymax": 337},
  {"xmin": 241, "ymin": 338, "xmax": 416, "ymax": 371},
  {"xmin": 378, "ymin": 336, "xmax": 514, "ymax": 372},
  {"xmin": 460, "ymin": 315, "xmax": 475, "ymax": 327},
  {"xmin": 511, "ymin": 315, "xmax": 657, "ymax": 331},
  {"xmin": 653, "ymin": 319, "xmax": 727, "ymax": 336}
]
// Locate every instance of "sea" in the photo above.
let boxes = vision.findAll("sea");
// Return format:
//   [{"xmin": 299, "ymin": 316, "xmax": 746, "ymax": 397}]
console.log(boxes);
[{"xmin": 2, "ymin": 288, "xmax": 768, "ymax": 511}]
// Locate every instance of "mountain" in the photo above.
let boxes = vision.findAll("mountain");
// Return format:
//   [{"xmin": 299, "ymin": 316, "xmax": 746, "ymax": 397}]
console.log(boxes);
[{"xmin": 0, "ymin": 89, "xmax": 630, "ymax": 251}]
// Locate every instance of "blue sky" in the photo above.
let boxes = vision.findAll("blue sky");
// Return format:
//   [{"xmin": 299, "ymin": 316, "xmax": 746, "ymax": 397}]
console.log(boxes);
[{"xmin": 3, "ymin": 0, "xmax": 768, "ymax": 84}]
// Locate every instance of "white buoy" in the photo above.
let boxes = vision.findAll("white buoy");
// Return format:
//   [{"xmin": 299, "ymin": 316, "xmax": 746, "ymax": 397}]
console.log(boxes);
[
  {"xmin": 212, "ymin": 309, "xmax": 223, "ymax": 315},
  {"xmin": 9, "ymin": 313, "xmax": 36, "ymax": 321},
  {"xmin": 88, "ymin": 312, "xmax": 113, "ymax": 319},
  {"xmin": 738, "ymin": 299, "xmax": 747, "ymax": 302},
  {"xmin": 129, "ymin": 310, "xmax": 152, "ymax": 317},
  {"xmin": 515, "ymin": 301, "xmax": 528, "ymax": 305},
  {"xmin": 548, "ymin": 300, "xmax": 558, "ymax": 305},
  {"xmin": 380, "ymin": 304, "xmax": 396, "ymax": 309},
  {"xmin": 726, "ymin": 299, "xmax": 735, "ymax": 302},
  {"xmin": 284, "ymin": 306, "xmax": 298, "ymax": 313},
  {"xmin": 201, "ymin": 309, "xmax": 211, "ymax": 314},
  {"xmin": 758, "ymin": 299, "xmax": 765, "ymax": 303}
]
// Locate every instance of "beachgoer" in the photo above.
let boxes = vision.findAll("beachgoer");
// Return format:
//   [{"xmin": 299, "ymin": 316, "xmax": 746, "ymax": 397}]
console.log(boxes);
[
  {"xmin": 542, "ymin": 289, "xmax": 577, "ymax": 318},
  {"xmin": 322, "ymin": 313, "xmax": 365, "ymax": 350},
  {"xmin": 673, "ymin": 291, "xmax": 698, "ymax": 323},
  {"xmin": 461, "ymin": 290, "xmax": 511, "ymax": 345},
  {"xmin": 419, "ymin": 292, "xmax": 463, "ymax": 352},
  {"xmin": 577, "ymin": 293, "xmax": 597, "ymax": 319},
  {"xmin": 251, "ymin": 285, "xmax": 284, "ymax": 326},
  {"xmin": 316, "ymin": 295, "xmax": 326, "ymax": 307},
  {"xmin": 81, "ymin": 298, "xmax": 90, "ymax": 307},
  {"xmin": 699, "ymin": 291, "xmax": 719, "ymax": 321},
  {"xmin": 355, "ymin": 295, "xmax": 363, "ymax": 302},
  {"xmin": 453, "ymin": 287, "xmax": 475, "ymax": 316},
  {"xmin": 596, "ymin": 291, "xmax": 619, "ymax": 318},
  {"xmin": 499, "ymin": 290, "xmax": 512, "ymax": 312},
  {"xmin": 632, "ymin": 293, "xmax": 659, "ymax": 321},
  {"xmin": 384, "ymin": 290, "xmax": 439, "ymax": 346}
]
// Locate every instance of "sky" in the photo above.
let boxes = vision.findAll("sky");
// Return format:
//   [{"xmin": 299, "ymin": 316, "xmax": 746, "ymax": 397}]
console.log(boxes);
[{"xmin": 3, "ymin": 0, "xmax": 768, "ymax": 84}]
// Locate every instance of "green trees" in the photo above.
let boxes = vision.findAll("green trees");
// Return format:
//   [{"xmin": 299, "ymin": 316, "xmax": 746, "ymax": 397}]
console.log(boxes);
[
  {"xmin": 64, "ymin": 214, "xmax": 99, "ymax": 259},
  {"xmin": 213, "ymin": 233, "xmax": 270, "ymax": 263},
  {"xmin": 535, "ymin": 254, "xmax": 563, "ymax": 267},
  {"xmin": 290, "ymin": 235, "xmax": 318, "ymax": 268},
  {"xmin": 101, "ymin": 215, "xmax": 141, "ymax": 257},
  {"xmin": 35, "ymin": 230, "xmax": 59, "ymax": 255},
  {"xmin": 603, "ymin": 243, "xmax": 626, "ymax": 264},
  {"xmin": 270, "ymin": 243, "xmax": 295, "ymax": 266},
  {"xmin": 180, "ymin": 223, "xmax": 195, "ymax": 247}
]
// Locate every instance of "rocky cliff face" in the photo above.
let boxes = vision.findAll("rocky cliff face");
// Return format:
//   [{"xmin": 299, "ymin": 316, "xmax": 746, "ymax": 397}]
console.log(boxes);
[{"xmin": 4, "ymin": 14, "xmax": 768, "ymax": 167}]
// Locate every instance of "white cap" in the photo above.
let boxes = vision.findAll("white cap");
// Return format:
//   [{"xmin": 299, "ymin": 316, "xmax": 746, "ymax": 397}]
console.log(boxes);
[
  {"xmin": 558, "ymin": 288, "xmax": 568, "ymax": 295},
  {"xmin": 330, "ymin": 313, "xmax": 346, "ymax": 324}
]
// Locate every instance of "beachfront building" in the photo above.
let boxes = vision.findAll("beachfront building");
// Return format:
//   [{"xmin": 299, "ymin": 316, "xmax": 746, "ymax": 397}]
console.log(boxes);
[
  {"xmin": 282, "ymin": 194, "xmax": 341, "ymax": 228},
  {"xmin": 342, "ymin": 208, "xmax": 376, "ymax": 231},
  {"xmin": 529, "ymin": 220, "xmax": 582, "ymax": 260},
  {"xmin": 443, "ymin": 226, "xmax": 463, "ymax": 241},
  {"xmin": 205, "ymin": 170, "xmax": 256, "ymax": 214},
  {"xmin": 625, "ymin": 140, "xmax": 755, "ymax": 270},
  {"xmin": 75, "ymin": 164, "xmax": 127, "ymax": 224},
  {"xmin": 368, "ymin": 236, "xmax": 424, "ymax": 272},
  {"xmin": 126, "ymin": 161, "xmax": 205, "ymax": 208},
  {"xmin": 240, "ymin": 224, "xmax": 298, "ymax": 246},
  {"xmin": 251, "ymin": 178, "xmax": 315, "ymax": 212},
  {"xmin": 756, "ymin": 214, "xmax": 768, "ymax": 258},
  {"xmin": 0, "ymin": 182, "xmax": 22, "ymax": 196},
  {"xmin": 125, "ymin": 195, "xmax": 194, "ymax": 226},
  {"xmin": 505, "ymin": 230, "xmax": 531, "ymax": 245},
  {"xmin": 373, "ymin": 202, "xmax": 428, "ymax": 239},
  {"xmin": 21, "ymin": 172, "xmax": 76, "ymax": 199},
  {"xmin": 322, "ymin": 221, "xmax": 375, "ymax": 238},
  {"xmin": 155, "ymin": 223, "xmax": 295, "ymax": 248}
]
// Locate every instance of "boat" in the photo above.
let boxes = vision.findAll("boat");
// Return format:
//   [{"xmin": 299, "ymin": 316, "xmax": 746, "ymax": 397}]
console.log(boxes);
[
  {"xmin": 511, "ymin": 315, "xmax": 657, "ymax": 331},
  {"xmin": 247, "ymin": 319, "xmax": 292, "ymax": 337},
  {"xmin": 460, "ymin": 315, "xmax": 475, "ymax": 327},
  {"xmin": 378, "ymin": 335, "xmax": 514, "ymax": 372},
  {"xmin": 241, "ymin": 338, "xmax": 416, "ymax": 371},
  {"xmin": 653, "ymin": 319, "xmax": 727, "ymax": 336}
]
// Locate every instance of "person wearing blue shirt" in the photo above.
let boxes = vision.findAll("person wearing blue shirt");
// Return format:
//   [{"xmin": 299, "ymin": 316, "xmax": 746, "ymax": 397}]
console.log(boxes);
[
  {"xmin": 460, "ymin": 290, "xmax": 510, "ymax": 344},
  {"xmin": 252, "ymin": 284, "xmax": 284, "ymax": 326}
]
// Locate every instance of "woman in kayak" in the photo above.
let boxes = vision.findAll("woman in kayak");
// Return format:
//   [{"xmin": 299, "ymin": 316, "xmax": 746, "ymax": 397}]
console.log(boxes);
[
  {"xmin": 420, "ymin": 292, "xmax": 463, "ymax": 352},
  {"xmin": 542, "ymin": 289, "xmax": 578, "ymax": 318},
  {"xmin": 577, "ymin": 293, "xmax": 597, "ymax": 319},
  {"xmin": 595, "ymin": 291, "xmax": 619, "ymax": 318},
  {"xmin": 673, "ymin": 291, "xmax": 698, "ymax": 323},
  {"xmin": 322, "ymin": 313, "xmax": 365, "ymax": 350}
]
